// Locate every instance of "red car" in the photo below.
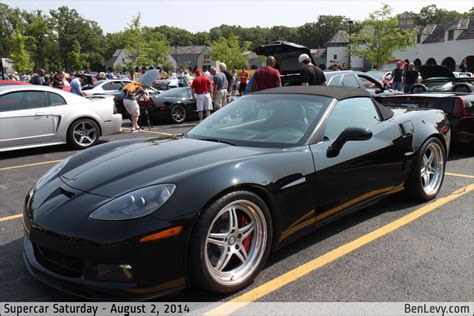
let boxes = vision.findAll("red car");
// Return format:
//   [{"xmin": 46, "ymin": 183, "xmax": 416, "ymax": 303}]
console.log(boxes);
[{"xmin": 0, "ymin": 80, "xmax": 31, "ymax": 85}]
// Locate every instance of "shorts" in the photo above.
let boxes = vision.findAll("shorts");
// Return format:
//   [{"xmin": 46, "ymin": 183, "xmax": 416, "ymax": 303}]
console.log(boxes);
[
  {"xmin": 195, "ymin": 93, "xmax": 213, "ymax": 111},
  {"xmin": 213, "ymin": 89, "xmax": 228, "ymax": 109},
  {"xmin": 123, "ymin": 99, "xmax": 140, "ymax": 116},
  {"xmin": 239, "ymin": 82, "xmax": 247, "ymax": 93}
]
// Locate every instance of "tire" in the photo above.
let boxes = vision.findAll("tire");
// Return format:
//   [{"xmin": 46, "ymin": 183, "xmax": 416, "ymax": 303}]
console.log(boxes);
[
  {"xmin": 452, "ymin": 84, "xmax": 471, "ymax": 93},
  {"xmin": 189, "ymin": 191, "xmax": 273, "ymax": 294},
  {"xmin": 67, "ymin": 118, "xmax": 100, "ymax": 149},
  {"xmin": 170, "ymin": 104, "xmax": 187, "ymax": 124},
  {"xmin": 405, "ymin": 137, "xmax": 445, "ymax": 201}
]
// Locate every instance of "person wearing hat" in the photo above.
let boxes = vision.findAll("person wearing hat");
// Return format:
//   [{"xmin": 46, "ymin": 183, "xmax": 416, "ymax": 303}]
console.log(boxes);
[
  {"xmin": 191, "ymin": 69, "xmax": 213, "ymax": 121},
  {"xmin": 298, "ymin": 54, "xmax": 326, "ymax": 86}
]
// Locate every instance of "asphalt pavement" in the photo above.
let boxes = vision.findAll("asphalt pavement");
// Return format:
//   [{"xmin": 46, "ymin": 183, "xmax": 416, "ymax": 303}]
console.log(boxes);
[{"xmin": 0, "ymin": 121, "xmax": 473, "ymax": 304}]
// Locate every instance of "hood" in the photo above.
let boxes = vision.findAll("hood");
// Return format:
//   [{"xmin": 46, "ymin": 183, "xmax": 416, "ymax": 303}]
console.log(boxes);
[
  {"xmin": 253, "ymin": 41, "xmax": 314, "ymax": 74},
  {"xmin": 61, "ymin": 138, "xmax": 271, "ymax": 197},
  {"xmin": 419, "ymin": 65, "xmax": 455, "ymax": 80},
  {"xmin": 138, "ymin": 69, "xmax": 161, "ymax": 87}
]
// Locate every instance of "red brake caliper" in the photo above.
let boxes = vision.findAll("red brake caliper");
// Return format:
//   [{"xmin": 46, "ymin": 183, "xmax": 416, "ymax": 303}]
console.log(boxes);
[{"xmin": 238, "ymin": 213, "xmax": 252, "ymax": 252}]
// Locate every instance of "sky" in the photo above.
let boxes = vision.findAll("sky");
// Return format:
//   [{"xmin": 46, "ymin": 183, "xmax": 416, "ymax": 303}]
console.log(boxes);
[{"xmin": 4, "ymin": 0, "xmax": 473, "ymax": 34}]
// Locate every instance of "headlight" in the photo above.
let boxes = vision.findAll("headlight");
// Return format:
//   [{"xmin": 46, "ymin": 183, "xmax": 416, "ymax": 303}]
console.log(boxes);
[
  {"xmin": 35, "ymin": 157, "xmax": 70, "ymax": 189},
  {"xmin": 89, "ymin": 184, "xmax": 175, "ymax": 221}
]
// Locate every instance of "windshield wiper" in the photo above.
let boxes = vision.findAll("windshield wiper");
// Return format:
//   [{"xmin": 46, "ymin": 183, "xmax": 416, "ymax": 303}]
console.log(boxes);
[{"xmin": 199, "ymin": 137, "xmax": 237, "ymax": 146}]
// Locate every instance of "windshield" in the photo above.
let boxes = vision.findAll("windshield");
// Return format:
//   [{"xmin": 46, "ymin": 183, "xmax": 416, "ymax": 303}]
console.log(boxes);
[
  {"xmin": 158, "ymin": 87, "xmax": 189, "ymax": 98},
  {"xmin": 366, "ymin": 71, "xmax": 386, "ymax": 81},
  {"xmin": 187, "ymin": 94, "xmax": 331, "ymax": 147}
]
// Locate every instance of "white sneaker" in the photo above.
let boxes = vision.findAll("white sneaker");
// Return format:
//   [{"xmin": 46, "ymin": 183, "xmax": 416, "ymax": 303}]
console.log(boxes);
[{"xmin": 131, "ymin": 128, "xmax": 140, "ymax": 133}]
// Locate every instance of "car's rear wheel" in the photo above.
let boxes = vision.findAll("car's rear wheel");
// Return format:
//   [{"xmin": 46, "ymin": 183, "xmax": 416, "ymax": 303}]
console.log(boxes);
[
  {"xmin": 67, "ymin": 118, "xmax": 100, "ymax": 149},
  {"xmin": 189, "ymin": 191, "xmax": 272, "ymax": 294},
  {"xmin": 406, "ymin": 137, "xmax": 445, "ymax": 201},
  {"xmin": 170, "ymin": 104, "xmax": 187, "ymax": 124},
  {"xmin": 410, "ymin": 84, "xmax": 427, "ymax": 93}
]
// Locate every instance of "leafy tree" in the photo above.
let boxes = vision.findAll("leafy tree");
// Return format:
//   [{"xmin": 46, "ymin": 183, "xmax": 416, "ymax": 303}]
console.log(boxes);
[
  {"xmin": 69, "ymin": 40, "xmax": 88, "ymax": 70},
  {"xmin": 211, "ymin": 35, "xmax": 251, "ymax": 69},
  {"xmin": 23, "ymin": 10, "xmax": 55, "ymax": 69},
  {"xmin": 9, "ymin": 28, "xmax": 33, "ymax": 74},
  {"xmin": 350, "ymin": 4, "xmax": 416, "ymax": 69},
  {"xmin": 417, "ymin": 4, "xmax": 464, "ymax": 26},
  {"xmin": 124, "ymin": 13, "xmax": 149, "ymax": 67}
]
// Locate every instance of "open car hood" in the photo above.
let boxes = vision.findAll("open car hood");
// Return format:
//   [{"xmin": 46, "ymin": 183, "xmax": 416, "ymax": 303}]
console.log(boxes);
[
  {"xmin": 138, "ymin": 69, "xmax": 161, "ymax": 87},
  {"xmin": 253, "ymin": 41, "xmax": 314, "ymax": 74},
  {"xmin": 419, "ymin": 65, "xmax": 455, "ymax": 80}
]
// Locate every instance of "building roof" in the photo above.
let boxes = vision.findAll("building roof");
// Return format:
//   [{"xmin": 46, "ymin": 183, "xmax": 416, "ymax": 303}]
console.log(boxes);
[
  {"xmin": 422, "ymin": 17, "xmax": 473, "ymax": 43},
  {"xmin": 310, "ymin": 48, "xmax": 327, "ymax": 58},
  {"xmin": 398, "ymin": 11, "xmax": 417, "ymax": 19},
  {"xmin": 171, "ymin": 46, "xmax": 210, "ymax": 55},
  {"xmin": 106, "ymin": 49, "xmax": 127, "ymax": 69},
  {"xmin": 326, "ymin": 30, "xmax": 349, "ymax": 44}
]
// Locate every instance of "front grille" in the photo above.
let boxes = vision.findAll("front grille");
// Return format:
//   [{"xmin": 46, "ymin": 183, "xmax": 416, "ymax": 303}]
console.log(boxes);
[{"xmin": 33, "ymin": 244, "xmax": 84, "ymax": 278}]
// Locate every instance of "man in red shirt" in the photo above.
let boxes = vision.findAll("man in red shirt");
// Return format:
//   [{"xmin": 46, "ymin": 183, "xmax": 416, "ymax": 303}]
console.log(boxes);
[
  {"xmin": 191, "ymin": 69, "xmax": 213, "ymax": 121},
  {"xmin": 251, "ymin": 56, "xmax": 282, "ymax": 92},
  {"xmin": 239, "ymin": 67, "xmax": 249, "ymax": 96}
]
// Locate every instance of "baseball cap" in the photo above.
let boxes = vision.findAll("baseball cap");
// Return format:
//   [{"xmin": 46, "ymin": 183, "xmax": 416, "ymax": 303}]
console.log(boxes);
[
  {"xmin": 298, "ymin": 54, "xmax": 310, "ymax": 63},
  {"xmin": 195, "ymin": 69, "xmax": 202, "ymax": 75}
]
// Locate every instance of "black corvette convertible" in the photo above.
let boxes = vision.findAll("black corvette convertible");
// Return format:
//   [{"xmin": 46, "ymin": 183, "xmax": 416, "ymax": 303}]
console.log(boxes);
[{"xmin": 23, "ymin": 86, "xmax": 450, "ymax": 300}]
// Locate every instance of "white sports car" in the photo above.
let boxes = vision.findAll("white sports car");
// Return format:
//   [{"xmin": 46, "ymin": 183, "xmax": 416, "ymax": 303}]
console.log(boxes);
[
  {"xmin": 0, "ymin": 85, "xmax": 122, "ymax": 152},
  {"xmin": 82, "ymin": 79, "xmax": 131, "ymax": 96}
]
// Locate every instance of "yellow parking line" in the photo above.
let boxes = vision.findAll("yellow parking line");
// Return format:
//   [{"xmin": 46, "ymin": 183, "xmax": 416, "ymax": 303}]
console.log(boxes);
[
  {"xmin": 445, "ymin": 172, "xmax": 474, "ymax": 179},
  {"xmin": 0, "ymin": 160, "xmax": 62, "ymax": 171},
  {"xmin": 0, "ymin": 214, "xmax": 23, "ymax": 222},
  {"xmin": 205, "ymin": 183, "xmax": 474, "ymax": 315}
]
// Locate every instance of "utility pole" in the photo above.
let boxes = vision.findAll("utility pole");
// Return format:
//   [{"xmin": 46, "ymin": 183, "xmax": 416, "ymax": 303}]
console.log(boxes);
[{"xmin": 348, "ymin": 20, "xmax": 353, "ymax": 70}]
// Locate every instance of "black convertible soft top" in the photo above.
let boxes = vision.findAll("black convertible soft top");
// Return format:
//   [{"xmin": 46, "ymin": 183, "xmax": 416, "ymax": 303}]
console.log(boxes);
[{"xmin": 255, "ymin": 86, "xmax": 394, "ymax": 120}]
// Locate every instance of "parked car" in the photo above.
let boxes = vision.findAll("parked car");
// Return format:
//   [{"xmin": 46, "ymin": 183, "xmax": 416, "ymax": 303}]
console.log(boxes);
[
  {"xmin": 152, "ymin": 77, "xmax": 179, "ymax": 90},
  {"xmin": 378, "ymin": 93, "xmax": 474, "ymax": 145},
  {"xmin": 325, "ymin": 70, "xmax": 401, "ymax": 96},
  {"xmin": 115, "ymin": 87, "xmax": 198, "ymax": 124},
  {"xmin": 366, "ymin": 70, "xmax": 393, "ymax": 88},
  {"xmin": 410, "ymin": 65, "xmax": 473, "ymax": 93},
  {"xmin": 0, "ymin": 80, "xmax": 31, "ymax": 85},
  {"xmin": 82, "ymin": 79, "xmax": 131, "ymax": 96},
  {"xmin": 0, "ymin": 85, "xmax": 122, "ymax": 152},
  {"xmin": 24, "ymin": 86, "xmax": 449, "ymax": 300}
]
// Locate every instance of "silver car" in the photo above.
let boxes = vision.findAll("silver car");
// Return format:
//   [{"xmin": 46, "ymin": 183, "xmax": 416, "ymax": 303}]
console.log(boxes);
[
  {"xmin": 82, "ymin": 79, "xmax": 131, "ymax": 96},
  {"xmin": 0, "ymin": 85, "xmax": 122, "ymax": 152}
]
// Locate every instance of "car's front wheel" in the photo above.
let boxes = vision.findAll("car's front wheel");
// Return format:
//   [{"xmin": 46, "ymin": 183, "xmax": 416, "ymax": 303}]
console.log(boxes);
[
  {"xmin": 406, "ymin": 137, "xmax": 445, "ymax": 201},
  {"xmin": 189, "ymin": 191, "xmax": 272, "ymax": 294},
  {"xmin": 67, "ymin": 118, "xmax": 100, "ymax": 149}
]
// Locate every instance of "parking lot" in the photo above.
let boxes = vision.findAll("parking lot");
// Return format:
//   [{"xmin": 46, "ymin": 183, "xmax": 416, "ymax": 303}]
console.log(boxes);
[{"xmin": 1, "ymin": 121, "xmax": 473, "ymax": 304}]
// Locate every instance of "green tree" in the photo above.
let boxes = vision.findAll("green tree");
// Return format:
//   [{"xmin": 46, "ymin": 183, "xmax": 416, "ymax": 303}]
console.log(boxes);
[
  {"xmin": 417, "ymin": 4, "xmax": 464, "ymax": 26},
  {"xmin": 9, "ymin": 28, "xmax": 33, "ymax": 74},
  {"xmin": 69, "ymin": 40, "xmax": 88, "ymax": 70},
  {"xmin": 350, "ymin": 4, "xmax": 416, "ymax": 69},
  {"xmin": 211, "ymin": 35, "xmax": 251, "ymax": 69},
  {"xmin": 124, "ymin": 13, "xmax": 150, "ymax": 67},
  {"xmin": 23, "ymin": 10, "xmax": 55, "ymax": 69}
]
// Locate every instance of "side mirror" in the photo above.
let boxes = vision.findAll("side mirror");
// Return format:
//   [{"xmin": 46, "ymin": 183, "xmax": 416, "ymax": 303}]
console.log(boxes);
[{"xmin": 327, "ymin": 127, "xmax": 373, "ymax": 158}]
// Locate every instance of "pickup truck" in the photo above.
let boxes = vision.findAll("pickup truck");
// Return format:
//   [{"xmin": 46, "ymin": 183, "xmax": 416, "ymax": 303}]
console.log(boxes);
[{"xmin": 378, "ymin": 93, "xmax": 474, "ymax": 145}]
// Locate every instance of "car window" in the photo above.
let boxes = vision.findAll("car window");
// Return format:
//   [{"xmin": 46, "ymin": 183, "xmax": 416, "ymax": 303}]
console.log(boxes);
[
  {"xmin": 342, "ymin": 75, "xmax": 360, "ymax": 88},
  {"xmin": 324, "ymin": 97, "xmax": 380, "ymax": 141},
  {"xmin": 47, "ymin": 92, "xmax": 66, "ymax": 106},
  {"xmin": 187, "ymin": 94, "xmax": 331, "ymax": 147},
  {"xmin": 327, "ymin": 75, "xmax": 342, "ymax": 86},
  {"xmin": 102, "ymin": 82, "xmax": 122, "ymax": 91},
  {"xmin": 0, "ymin": 91, "xmax": 47, "ymax": 112},
  {"xmin": 159, "ymin": 88, "xmax": 189, "ymax": 98}
]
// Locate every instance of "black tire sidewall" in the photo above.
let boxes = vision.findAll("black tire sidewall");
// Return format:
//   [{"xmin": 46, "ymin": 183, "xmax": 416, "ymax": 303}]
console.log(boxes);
[
  {"xmin": 189, "ymin": 190, "xmax": 273, "ymax": 294},
  {"xmin": 67, "ymin": 118, "xmax": 100, "ymax": 149}
]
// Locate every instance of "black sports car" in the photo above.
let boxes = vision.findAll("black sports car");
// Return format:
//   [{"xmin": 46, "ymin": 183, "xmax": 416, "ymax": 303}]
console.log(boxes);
[
  {"xmin": 411, "ymin": 65, "xmax": 473, "ymax": 93},
  {"xmin": 23, "ymin": 86, "xmax": 450, "ymax": 300}
]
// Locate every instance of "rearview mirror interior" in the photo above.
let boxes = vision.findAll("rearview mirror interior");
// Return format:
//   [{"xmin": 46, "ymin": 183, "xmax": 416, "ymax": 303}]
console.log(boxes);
[{"xmin": 327, "ymin": 127, "xmax": 373, "ymax": 158}]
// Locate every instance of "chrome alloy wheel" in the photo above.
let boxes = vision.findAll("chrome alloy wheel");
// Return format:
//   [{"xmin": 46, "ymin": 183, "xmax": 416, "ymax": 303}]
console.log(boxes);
[
  {"xmin": 171, "ymin": 105, "xmax": 186, "ymax": 123},
  {"xmin": 420, "ymin": 142, "xmax": 444, "ymax": 195},
  {"xmin": 204, "ymin": 200, "xmax": 267, "ymax": 286},
  {"xmin": 72, "ymin": 121, "xmax": 98, "ymax": 147}
]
